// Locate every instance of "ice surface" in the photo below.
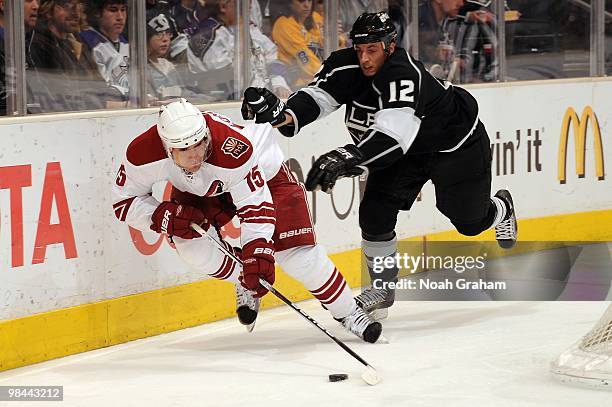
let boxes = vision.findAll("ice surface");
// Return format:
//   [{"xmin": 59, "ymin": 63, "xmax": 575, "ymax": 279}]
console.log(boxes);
[{"xmin": 0, "ymin": 300, "xmax": 611, "ymax": 407}]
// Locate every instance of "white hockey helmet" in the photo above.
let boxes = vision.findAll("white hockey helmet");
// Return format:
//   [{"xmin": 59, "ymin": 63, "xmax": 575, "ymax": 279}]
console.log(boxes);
[{"xmin": 157, "ymin": 98, "xmax": 210, "ymax": 156}]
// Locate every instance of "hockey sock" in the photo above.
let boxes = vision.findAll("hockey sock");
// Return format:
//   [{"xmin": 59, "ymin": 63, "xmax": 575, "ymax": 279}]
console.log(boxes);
[
  {"xmin": 207, "ymin": 240, "xmax": 242, "ymax": 284},
  {"xmin": 275, "ymin": 245, "xmax": 355, "ymax": 319},
  {"xmin": 362, "ymin": 236, "xmax": 399, "ymax": 289},
  {"xmin": 310, "ymin": 266, "xmax": 356, "ymax": 319},
  {"xmin": 490, "ymin": 196, "xmax": 507, "ymax": 228}
]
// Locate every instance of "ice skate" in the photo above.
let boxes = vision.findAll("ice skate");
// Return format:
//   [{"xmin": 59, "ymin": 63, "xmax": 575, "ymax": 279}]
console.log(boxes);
[
  {"xmin": 236, "ymin": 284, "xmax": 260, "ymax": 332},
  {"xmin": 355, "ymin": 287, "xmax": 395, "ymax": 321},
  {"xmin": 337, "ymin": 306, "xmax": 382, "ymax": 343},
  {"xmin": 494, "ymin": 189, "xmax": 517, "ymax": 249}
]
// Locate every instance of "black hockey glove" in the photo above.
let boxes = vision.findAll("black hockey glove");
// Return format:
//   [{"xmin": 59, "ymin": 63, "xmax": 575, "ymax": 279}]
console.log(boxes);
[
  {"xmin": 241, "ymin": 87, "xmax": 287, "ymax": 127},
  {"xmin": 305, "ymin": 145, "xmax": 365, "ymax": 193}
]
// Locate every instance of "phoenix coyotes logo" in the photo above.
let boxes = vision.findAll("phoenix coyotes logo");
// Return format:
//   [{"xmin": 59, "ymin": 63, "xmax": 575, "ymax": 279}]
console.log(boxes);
[{"xmin": 221, "ymin": 137, "xmax": 249, "ymax": 158}]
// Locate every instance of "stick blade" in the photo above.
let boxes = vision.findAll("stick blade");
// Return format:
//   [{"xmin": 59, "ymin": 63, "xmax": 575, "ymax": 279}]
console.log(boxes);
[{"xmin": 361, "ymin": 366, "xmax": 381, "ymax": 386}]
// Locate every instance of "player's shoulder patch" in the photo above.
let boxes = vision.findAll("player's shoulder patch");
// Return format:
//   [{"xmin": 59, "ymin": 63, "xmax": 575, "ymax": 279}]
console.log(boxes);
[
  {"xmin": 204, "ymin": 113, "xmax": 252, "ymax": 169},
  {"xmin": 220, "ymin": 137, "xmax": 250, "ymax": 159},
  {"xmin": 126, "ymin": 126, "xmax": 167, "ymax": 166}
]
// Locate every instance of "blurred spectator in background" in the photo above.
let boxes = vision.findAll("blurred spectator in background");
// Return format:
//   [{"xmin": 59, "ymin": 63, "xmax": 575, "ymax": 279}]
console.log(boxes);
[
  {"xmin": 338, "ymin": 0, "xmax": 386, "ymax": 42},
  {"xmin": 418, "ymin": 0, "xmax": 464, "ymax": 79},
  {"xmin": 311, "ymin": 0, "xmax": 348, "ymax": 49},
  {"xmin": 80, "ymin": 0, "xmax": 129, "ymax": 102},
  {"xmin": 168, "ymin": 0, "xmax": 204, "ymax": 37},
  {"xmin": 387, "ymin": 0, "xmax": 409, "ymax": 49},
  {"xmin": 419, "ymin": 0, "xmax": 497, "ymax": 83},
  {"xmin": 0, "ymin": 0, "xmax": 42, "ymax": 115},
  {"xmin": 160, "ymin": 0, "xmax": 209, "ymax": 85},
  {"xmin": 272, "ymin": 0, "xmax": 324, "ymax": 90},
  {"xmin": 254, "ymin": 0, "xmax": 277, "ymax": 34},
  {"xmin": 189, "ymin": 0, "xmax": 291, "ymax": 100},
  {"xmin": 318, "ymin": 1, "xmax": 409, "ymax": 50},
  {"xmin": 251, "ymin": 0, "xmax": 263, "ymax": 28},
  {"xmin": 146, "ymin": 9, "xmax": 211, "ymax": 104},
  {"xmin": 151, "ymin": 0, "xmax": 236, "ymax": 93},
  {"xmin": 29, "ymin": 0, "xmax": 118, "ymax": 111},
  {"xmin": 454, "ymin": 0, "xmax": 497, "ymax": 83}
]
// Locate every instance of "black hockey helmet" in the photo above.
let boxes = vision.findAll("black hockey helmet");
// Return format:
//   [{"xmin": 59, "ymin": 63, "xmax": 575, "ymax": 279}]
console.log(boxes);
[{"xmin": 349, "ymin": 12, "xmax": 397, "ymax": 49}]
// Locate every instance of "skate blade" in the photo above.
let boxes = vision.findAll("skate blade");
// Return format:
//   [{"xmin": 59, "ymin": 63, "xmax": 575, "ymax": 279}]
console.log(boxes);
[
  {"xmin": 497, "ymin": 240, "xmax": 517, "ymax": 249},
  {"xmin": 377, "ymin": 334, "xmax": 390, "ymax": 344},
  {"xmin": 370, "ymin": 308, "xmax": 388, "ymax": 322},
  {"xmin": 245, "ymin": 320, "xmax": 256, "ymax": 333}
]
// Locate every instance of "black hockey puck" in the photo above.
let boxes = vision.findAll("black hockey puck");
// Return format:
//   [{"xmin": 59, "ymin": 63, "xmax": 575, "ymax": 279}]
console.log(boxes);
[{"xmin": 328, "ymin": 373, "xmax": 349, "ymax": 382}]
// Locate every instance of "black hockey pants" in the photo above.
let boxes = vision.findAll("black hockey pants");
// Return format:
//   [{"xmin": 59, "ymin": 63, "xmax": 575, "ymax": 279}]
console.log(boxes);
[{"xmin": 359, "ymin": 121, "xmax": 496, "ymax": 238}]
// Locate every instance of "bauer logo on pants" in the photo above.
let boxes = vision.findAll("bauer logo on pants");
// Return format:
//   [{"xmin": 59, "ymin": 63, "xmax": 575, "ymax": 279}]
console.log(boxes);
[
  {"xmin": 558, "ymin": 106, "xmax": 605, "ymax": 184},
  {"xmin": 221, "ymin": 137, "xmax": 250, "ymax": 159},
  {"xmin": 279, "ymin": 228, "xmax": 313, "ymax": 240}
]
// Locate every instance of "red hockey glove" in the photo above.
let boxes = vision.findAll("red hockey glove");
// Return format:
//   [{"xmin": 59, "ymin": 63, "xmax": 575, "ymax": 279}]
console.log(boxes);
[
  {"xmin": 170, "ymin": 188, "xmax": 236, "ymax": 229},
  {"xmin": 201, "ymin": 194, "xmax": 237, "ymax": 228},
  {"xmin": 240, "ymin": 238, "xmax": 275, "ymax": 297},
  {"xmin": 150, "ymin": 201, "xmax": 207, "ymax": 239}
]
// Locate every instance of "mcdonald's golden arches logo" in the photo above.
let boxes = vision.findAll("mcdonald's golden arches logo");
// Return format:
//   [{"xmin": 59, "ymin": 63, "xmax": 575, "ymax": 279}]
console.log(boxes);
[{"xmin": 558, "ymin": 106, "xmax": 605, "ymax": 184}]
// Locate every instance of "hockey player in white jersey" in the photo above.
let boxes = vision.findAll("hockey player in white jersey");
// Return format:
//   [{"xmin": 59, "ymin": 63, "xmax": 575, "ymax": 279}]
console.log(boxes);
[{"xmin": 111, "ymin": 99, "xmax": 382, "ymax": 343}]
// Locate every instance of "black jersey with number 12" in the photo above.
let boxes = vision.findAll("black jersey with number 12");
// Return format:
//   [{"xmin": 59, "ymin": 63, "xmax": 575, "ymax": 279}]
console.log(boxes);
[{"xmin": 284, "ymin": 47, "xmax": 481, "ymax": 170}]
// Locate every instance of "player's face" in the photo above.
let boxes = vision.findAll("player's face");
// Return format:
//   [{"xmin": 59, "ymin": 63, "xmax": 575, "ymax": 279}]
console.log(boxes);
[
  {"xmin": 24, "ymin": 0, "xmax": 39, "ymax": 30},
  {"xmin": 354, "ymin": 42, "xmax": 394, "ymax": 77},
  {"xmin": 441, "ymin": 0, "xmax": 464, "ymax": 18},
  {"xmin": 99, "ymin": 3, "xmax": 127, "ymax": 41},
  {"xmin": 171, "ymin": 139, "xmax": 209, "ymax": 172}
]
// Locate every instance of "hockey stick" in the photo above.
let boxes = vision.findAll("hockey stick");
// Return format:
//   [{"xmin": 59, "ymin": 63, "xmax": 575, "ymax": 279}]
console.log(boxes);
[{"xmin": 190, "ymin": 222, "xmax": 381, "ymax": 386}]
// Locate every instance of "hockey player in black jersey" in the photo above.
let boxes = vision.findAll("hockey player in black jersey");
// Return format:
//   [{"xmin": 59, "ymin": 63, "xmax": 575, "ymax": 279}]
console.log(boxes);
[{"xmin": 241, "ymin": 11, "xmax": 517, "ymax": 321}]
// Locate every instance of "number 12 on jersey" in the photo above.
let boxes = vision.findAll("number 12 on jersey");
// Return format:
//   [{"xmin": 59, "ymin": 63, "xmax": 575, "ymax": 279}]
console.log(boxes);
[{"xmin": 388, "ymin": 80, "xmax": 414, "ymax": 103}]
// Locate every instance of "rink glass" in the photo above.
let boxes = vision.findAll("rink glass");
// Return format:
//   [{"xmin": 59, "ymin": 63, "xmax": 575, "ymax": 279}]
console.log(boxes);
[
  {"xmin": 607, "ymin": 0, "xmax": 612, "ymax": 75},
  {"xmin": 0, "ymin": 0, "xmax": 609, "ymax": 115}
]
